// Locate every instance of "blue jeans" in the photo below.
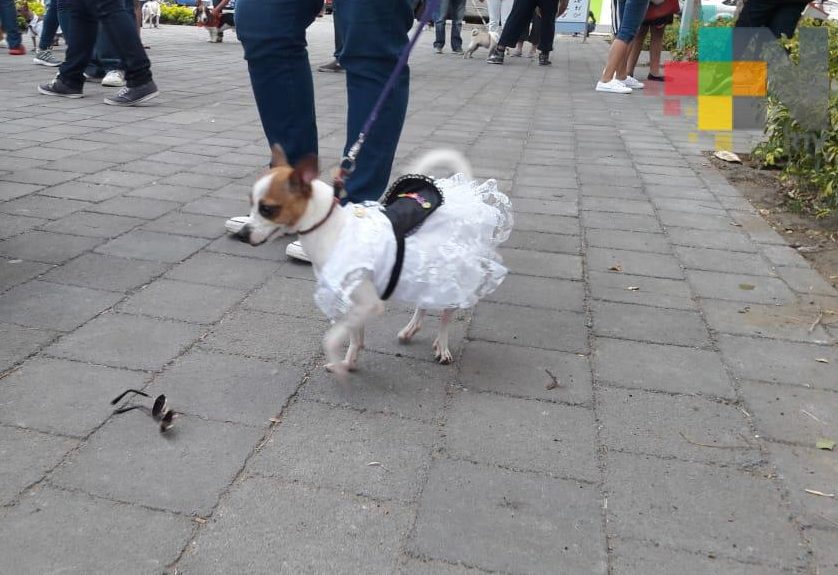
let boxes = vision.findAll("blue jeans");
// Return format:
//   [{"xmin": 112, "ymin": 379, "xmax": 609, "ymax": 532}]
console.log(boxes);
[
  {"xmin": 0, "ymin": 0, "xmax": 22, "ymax": 49},
  {"xmin": 236, "ymin": 0, "xmax": 413, "ymax": 204},
  {"xmin": 615, "ymin": 0, "xmax": 650, "ymax": 43},
  {"xmin": 434, "ymin": 0, "xmax": 465, "ymax": 51},
  {"xmin": 497, "ymin": 0, "xmax": 558, "ymax": 52},
  {"xmin": 39, "ymin": 0, "xmax": 61, "ymax": 50},
  {"xmin": 84, "ymin": 22, "xmax": 123, "ymax": 77},
  {"xmin": 56, "ymin": 0, "xmax": 151, "ymax": 90}
]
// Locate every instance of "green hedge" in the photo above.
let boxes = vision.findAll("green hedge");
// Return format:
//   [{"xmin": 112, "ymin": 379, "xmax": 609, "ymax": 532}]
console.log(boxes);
[{"xmin": 160, "ymin": 4, "xmax": 196, "ymax": 25}]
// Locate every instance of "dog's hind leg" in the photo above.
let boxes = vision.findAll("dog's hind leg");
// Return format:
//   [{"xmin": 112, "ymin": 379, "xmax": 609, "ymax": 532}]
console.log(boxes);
[
  {"xmin": 398, "ymin": 307, "xmax": 425, "ymax": 343},
  {"xmin": 432, "ymin": 309, "xmax": 455, "ymax": 365}
]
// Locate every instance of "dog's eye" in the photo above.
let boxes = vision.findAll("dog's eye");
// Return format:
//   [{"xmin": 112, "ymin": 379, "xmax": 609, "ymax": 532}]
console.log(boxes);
[{"xmin": 259, "ymin": 203, "xmax": 280, "ymax": 219}]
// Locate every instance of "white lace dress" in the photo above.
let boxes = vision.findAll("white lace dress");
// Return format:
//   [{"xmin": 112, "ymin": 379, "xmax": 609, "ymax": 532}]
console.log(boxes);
[{"xmin": 314, "ymin": 174, "xmax": 513, "ymax": 320}]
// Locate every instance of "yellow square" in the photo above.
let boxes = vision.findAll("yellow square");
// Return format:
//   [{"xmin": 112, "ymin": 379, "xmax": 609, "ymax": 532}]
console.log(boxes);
[
  {"xmin": 698, "ymin": 96, "xmax": 733, "ymax": 131},
  {"xmin": 714, "ymin": 132, "xmax": 733, "ymax": 150},
  {"xmin": 732, "ymin": 61, "xmax": 767, "ymax": 96}
]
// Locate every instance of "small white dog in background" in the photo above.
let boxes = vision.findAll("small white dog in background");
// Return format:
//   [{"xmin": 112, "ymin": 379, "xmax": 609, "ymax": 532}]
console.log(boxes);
[
  {"xmin": 142, "ymin": 0, "xmax": 161, "ymax": 28},
  {"xmin": 464, "ymin": 28, "xmax": 498, "ymax": 58}
]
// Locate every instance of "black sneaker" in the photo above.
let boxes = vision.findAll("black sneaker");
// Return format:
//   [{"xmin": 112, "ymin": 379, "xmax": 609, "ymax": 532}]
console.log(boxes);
[
  {"xmin": 103, "ymin": 81, "xmax": 159, "ymax": 107},
  {"xmin": 38, "ymin": 77, "xmax": 83, "ymax": 98},
  {"xmin": 538, "ymin": 52, "xmax": 551, "ymax": 66},
  {"xmin": 486, "ymin": 48, "xmax": 505, "ymax": 65},
  {"xmin": 317, "ymin": 60, "xmax": 343, "ymax": 73},
  {"xmin": 452, "ymin": 47, "xmax": 464, "ymax": 55}
]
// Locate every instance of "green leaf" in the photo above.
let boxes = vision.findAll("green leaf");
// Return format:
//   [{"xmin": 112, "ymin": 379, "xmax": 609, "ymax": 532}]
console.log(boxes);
[{"xmin": 816, "ymin": 438, "xmax": 836, "ymax": 450}]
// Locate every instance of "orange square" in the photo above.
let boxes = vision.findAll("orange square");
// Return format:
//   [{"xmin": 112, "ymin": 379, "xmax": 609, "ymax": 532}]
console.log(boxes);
[{"xmin": 733, "ymin": 61, "xmax": 767, "ymax": 97}]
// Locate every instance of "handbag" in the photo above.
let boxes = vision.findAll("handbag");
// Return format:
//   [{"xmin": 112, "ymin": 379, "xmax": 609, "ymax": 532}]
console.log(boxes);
[{"xmin": 644, "ymin": 0, "xmax": 680, "ymax": 22}]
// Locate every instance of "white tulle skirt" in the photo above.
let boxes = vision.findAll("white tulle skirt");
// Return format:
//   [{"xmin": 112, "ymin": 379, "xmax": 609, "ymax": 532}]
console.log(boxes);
[{"xmin": 314, "ymin": 174, "xmax": 513, "ymax": 320}]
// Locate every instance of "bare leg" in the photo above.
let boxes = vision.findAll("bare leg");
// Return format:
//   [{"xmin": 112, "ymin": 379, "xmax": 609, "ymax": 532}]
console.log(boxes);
[
  {"xmin": 649, "ymin": 25, "xmax": 664, "ymax": 77},
  {"xmin": 626, "ymin": 24, "xmax": 648, "ymax": 78},
  {"xmin": 398, "ymin": 308, "xmax": 425, "ymax": 343},
  {"xmin": 600, "ymin": 38, "xmax": 630, "ymax": 82},
  {"xmin": 432, "ymin": 309, "xmax": 455, "ymax": 365}
]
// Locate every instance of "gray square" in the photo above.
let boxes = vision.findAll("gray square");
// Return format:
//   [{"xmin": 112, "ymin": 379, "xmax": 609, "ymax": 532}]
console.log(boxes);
[
  {"xmin": 719, "ymin": 334, "xmax": 837, "ymax": 387},
  {"xmin": 733, "ymin": 96, "xmax": 767, "ymax": 130},
  {"xmin": 0, "ymin": 280, "xmax": 121, "ymax": 331},
  {"xmin": 592, "ymin": 300, "xmax": 710, "ymax": 347},
  {"xmin": 96, "ymin": 230, "xmax": 210, "ymax": 263},
  {"xmin": 0, "ymin": 322, "xmax": 58, "ymax": 372},
  {"xmin": 485, "ymin": 274, "xmax": 585, "ymax": 311},
  {"xmin": 611, "ymin": 541, "xmax": 779, "ymax": 575},
  {"xmin": 0, "ymin": 213, "xmax": 46, "ymax": 241},
  {"xmin": 41, "ymin": 253, "xmax": 168, "ymax": 292},
  {"xmin": 118, "ymin": 278, "xmax": 245, "ymax": 324},
  {"xmin": 0, "ymin": 258, "xmax": 52, "ymax": 292},
  {"xmin": 0, "ymin": 427, "xmax": 77, "ymax": 505},
  {"xmin": 740, "ymin": 380, "xmax": 838, "ymax": 445},
  {"xmin": 141, "ymin": 211, "xmax": 228, "ymax": 239},
  {"xmin": 41, "ymin": 211, "xmax": 144, "ymax": 238},
  {"xmin": 0, "ymin": 194, "xmax": 91, "ymax": 219},
  {"xmin": 165, "ymin": 251, "xmax": 281, "ymax": 290},
  {"xmin": 87, "ymin": 196, "xmax": 179, "ymax": 219},
  {"xmin": 0, "ymin": 231, "xmax": 103, "ymax": 264},
  {"xmin": 242, "ymin": 276, "xmax": 321, "ymax": 319},
  {"xmin": 498, "ymin": 248, "xmax": 583, "ymax": 279},
  {"xmin": 470, "ymin": 302, "xmax": 589, "ymax": 353}
]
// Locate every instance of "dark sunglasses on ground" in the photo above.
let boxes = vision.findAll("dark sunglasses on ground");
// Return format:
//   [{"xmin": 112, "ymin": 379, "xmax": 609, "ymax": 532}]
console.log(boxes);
[{"xmin": 111, "ymin": 389, "xmax": 177, "ymax": 432}]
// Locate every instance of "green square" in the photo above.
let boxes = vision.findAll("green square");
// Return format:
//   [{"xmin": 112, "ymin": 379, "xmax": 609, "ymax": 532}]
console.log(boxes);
[
  {"xmin": 699, "ymin": 62, "xmax": 733, "ymax": 96},
  {"xmin": 698, "ymin": 27, "xmax": 732, "ymax": 62}
]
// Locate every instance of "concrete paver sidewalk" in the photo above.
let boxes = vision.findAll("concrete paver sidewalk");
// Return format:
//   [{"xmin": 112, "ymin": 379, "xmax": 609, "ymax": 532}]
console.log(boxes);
[{"xmin": 1, "ymin": 20, "xmax": 837, "ymax": 575}]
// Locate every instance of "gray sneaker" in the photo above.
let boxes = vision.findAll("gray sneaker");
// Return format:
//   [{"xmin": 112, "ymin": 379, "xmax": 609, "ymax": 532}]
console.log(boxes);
[
  {"xmin": 103, "ymin": 81, "xmax": 159, "ymax": 107},
  {"xmin": 33, "ymin": 49, "xmax": 62, "ymax": 67},
  {"xmin": 38, "ymin": 77, "xmax": 83, "ymax": 98},
  {"xmin": 317, "ymin": 60, "xmax": 343, "ymax": 73}
]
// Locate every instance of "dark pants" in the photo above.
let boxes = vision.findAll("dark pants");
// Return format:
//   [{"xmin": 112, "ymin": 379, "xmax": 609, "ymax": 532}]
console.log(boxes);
[
  {"xmin": 498, "ymin": 0, "xmax": 558, "ymax": 52},
  {"xmin": 236, "ymin": 0, "xmax": 413, "ymax": 204},
  {"xmin": 0, "ymin": 0, "xmax": 22, "ymax": 48},
  {"xmin": 735, "ymin": 0, "xmax": 806, "ymax": 39},
  {"xmin": 39, "ymin": 0, "xmax": 61, "ymax": 50},
  {"xmin": 332, "ymin": 3, "xmax": 342, "ymax": 59},
  {"xmin": 56, "ymin": 0, "xmax": 152, "ymax": 89},
  {"xmin": 434, "ymin": 0, "xmax": 465, "ymax": 51}
]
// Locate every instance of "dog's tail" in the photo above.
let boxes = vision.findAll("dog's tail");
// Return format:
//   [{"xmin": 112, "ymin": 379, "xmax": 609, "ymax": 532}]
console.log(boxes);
[{"xmin": 408, "ymin": 149, "xmax": 472, "ymax": 179}]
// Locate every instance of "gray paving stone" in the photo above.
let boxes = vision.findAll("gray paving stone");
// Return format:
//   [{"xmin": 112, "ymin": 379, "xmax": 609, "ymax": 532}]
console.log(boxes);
[
  {"xmin": 585, "ymin": 228, "xmax": 671, "ymax": 254},
  {"xmin": 0, "ymin": 426, "xmax": 77, "ymax": 505},
  {"xmin": 459, "ymin": 340, "xmax": 593, "ymax": 406},
  {"xmin": 302, "ymin": 350, "xmax": 450, "ymax": 421},
  {"xmin": 0, "ymin": 213, "xmax": 47, "ymax": 241},
  {"xmin": 718, "ymin": 334, "xmax": 837, "ymax": 389},
  {"xmin": 498, "ymin": 247, "xmax": 583, "ymax": 279},
  {"xmin": 153, "ymin": 348, "xmax": 301, "ymax": 426},
  {"xmin": 242, "ymin": 276, "xmax": 321, "ymax": 319},
  {"xmin": 807, "ymin": 528, "xmax": 838, "ymax": 575},
  {"xmin": 610, "ymin": 541, "xmax": 782, "ymax": 575},
  {"xmin": 96, "ymin": 230, "xmax": 209, "ymax": 263},
  {"xmin": 52, "ymin": 412, "xmax": 263, "ymax": 515},
  {"xmin": 580, "ymin": 184, "xmax": 647, "ymax": 199},
  {"xmin": 139, "ymin": 211, "xmax": 227, "ymax": 239},
  {"xmin": 41, "ymin": 211, "xmax": 144, "ymax": 238},
  {"xmin": 412, "ymin": 459, "xmax": 607, "ymax": 575},
  {"xmin": 732, "ymin": 213, "xmax": 788, "ymax": 245},
  {"xmin": 676, "ymin": 246, "xmax": 777, "ymax": 277},
  {"xmin": 249, "ymin": 400, "xmax": 435, "ymax": 501},
  {"xmin": 0, "ymin": 322, "xmax": 57, "ymax": 373},
  {"xmin": 39, "ymin": 181, "xmax": 126, "ymax": 202},
  {"xmin": 0, "ymin": 280, "xmax": 121, "ymax": 331},
  {"xmin": 397, "ymin": 559, "xmax": 488, "ymax": 574},
  {"xmin": 503, "ymin": 230, "xmax": 581, "ymax": 254},
  {"xmin": 127, "ymin": 182, "xmax": 209, "ymax": 203},
  {"xmin": 46, "ymin": 313, "xmax": 203, "ymax": 371},
  {"xmin": 0, "ymin": 230, "xmax": 102, "ymax": 264},
  {"xmin": 605, "ymin": 452, "xmax": 804, "ymax": 566},
  {"xmin": 178, "ymin": 476, "xmax": 410, "ymax": 574},
  {"xmin": 118, "ymin": 278, "xmax": 245, "ymax": 324},
  {"xmin": 165, "ymin": 251, "xmax": 282, "ymax": 290},
  {"xmin": 200, "ymin": 309, "xmax": 323, "ymax": 365},
  {"xmin": 701, "ymin": 300, "xmax": 833, "ymax": 343},
  {"xmin": 739, "ymin": 380, "xmax": 838, "ymax": 446},
  {"xmin": 599, "ymin": 387, "xmax": 756, "ymax": 464},
  {"xmin": 3, "ymin": 168, "xmax": 83, "ymax": 186},
  {"xmin": 589, "ymin": 271, "xmax": 696, "ymax": 310},
  {"xmin": 78, "ymin": 169, "xmax": 158, "ymax": 188},
  {"xmin": 470, "ymin": 302, "xmax": 589, "ymax": 353},
  {"xmin": 512, "ymin": 198, "xmax": 578, "ymax": 216},
  {"xmin": 658, "ymin": 210, "xmax": 735, "ymax": 232},
  {"xmin": 667, "ymin": 227, "xmax": 758, "ymax": 252},
  {"xmin": 205, "ymin": 234, "xmax": 291, "ymax": 262},
  {"xmin": 687, "ymin": 270, "xmax": 796, "ymax": 305},
  {"xmin": 0, "ymin": 257, "xmax": 51, "ymax": 292},
  {"xmin": 182, "ymin": 195, "xmax": 248, "ymax": 217},
  {"xmin": 361, "ymin": 309, "xmax": 469, "ymax": 363},
  {"xmin": 651, "ymin": 197, "xmax": 726, "ymax": 215},
  {"xmin": 592, "ymin": 300, "xmax": 709, "ymax": 347},
  {"xmin": 0, "ymin": 181, "xmax": 43, "ymax": 201},
  {"xmin": 766, "ymin": 444, "xmax": 838, "ymax": 529},
  {"xmin": 513, "ymin": 212, "xmax": 580, "ymax": 235},
  {"xmin": 761, "ymin": 245, "xmax": 811, "ymax": 268},
  {"xmin": 775, "ymin": 266, "xmax": 837, "ymax": 296},
  {"xmin": 0, "ymin": 486, "xmax": 193, "ymax": 575},
  {"xmin": 485, "ymin": 274, "xmax": 584, "ymax": 311},
  {"xmin": 1, "ymin": 194, "xmax": 92, "ymax": 220},
  {"xmin": 87, "ymin": 196, "xmax": 179, "ymax": 219},
  {"xmin": 594, "ymin": 337, "xmax": 735, "ymax": 397},
  {"xmin": 581, "ymin": 211, "xmax": 663, "ymax": 233},
  {"xmin": 119, "ymin": 160, "xmax": 187, "ymax": 177},
  {"xmin": 445, "ymin": 391, "xmax": 598, "ymax": 480},
  {"xmin": 588, "ymin": 246, "xmax": 684, "ymax": 279},
  {"xmin": 41, "ymin": 253, "xmax": 167, "ymax": 292},
  {"xmin": 581, "ymin": 198, "xmax": 656, "ymax": 215}
]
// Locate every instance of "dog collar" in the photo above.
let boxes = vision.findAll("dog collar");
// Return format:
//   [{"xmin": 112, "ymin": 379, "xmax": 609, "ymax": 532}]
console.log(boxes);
[{"xmin": 298, "ymin": 197, "xmax": 339, "ymax": 236}]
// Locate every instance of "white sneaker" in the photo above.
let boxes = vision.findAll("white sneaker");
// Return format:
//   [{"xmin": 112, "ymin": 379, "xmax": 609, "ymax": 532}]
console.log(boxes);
[
  {"xmin": 621, "ymin": 75, "xmax": 645, "ymax": 89},
  {"xmin": 102, "ymin": 70, "xmax": 126, "ymax": 87},
  {"xmin": 595, "ymin": 79, "xmax": 632, "ymax": 94},
  {"xmin": 225, "ymin": 215, "xmax": 250, "ymax": 234},
  {"xmin": 0, "ymin": 40, "xmax": 7, "ymax": 49},
  {"xmin": 285, "ymin": 240, "xmax": 311, "ymax": 263}
]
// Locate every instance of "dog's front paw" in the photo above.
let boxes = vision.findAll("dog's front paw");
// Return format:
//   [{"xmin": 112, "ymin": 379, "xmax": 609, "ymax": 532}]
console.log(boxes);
[{"xmin": 432, "ymin": 340, "xmax": 453, "ymax": 365}]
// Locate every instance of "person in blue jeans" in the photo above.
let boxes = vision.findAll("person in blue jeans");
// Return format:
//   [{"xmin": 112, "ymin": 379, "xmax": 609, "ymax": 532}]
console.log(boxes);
[
  {"xmin": 37, "ymin": 0, "xmax": 157, "ymax": 106},
  {"xmin": 594, "ymin": 0, "xmax": 650, "ymax": 93},
  {"xmin": 433, "ymin": 0, "xmax": 465, "ymax": 54},
  {"xmin": 33, "ymin": 0, "xmax": 64, "ymax": 65},
  {"xmin": 0, "ymin": 0, "xmax": 26, "ymax": 54},
  {"xmin": 227, "ymin": 0, "xmax": 414, "ymax": 262}
]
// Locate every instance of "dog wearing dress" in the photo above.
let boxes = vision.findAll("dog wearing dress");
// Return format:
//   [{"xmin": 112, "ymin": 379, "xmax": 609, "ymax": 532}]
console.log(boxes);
[{"xmin": 235, "ymin": 146, "xmax": 512, "ymax": 378}]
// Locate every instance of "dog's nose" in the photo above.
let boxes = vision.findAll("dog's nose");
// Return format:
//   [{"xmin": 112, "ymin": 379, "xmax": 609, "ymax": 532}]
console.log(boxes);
[{"xmin": 234, "ymin": 223, "xmax": 253, "ymax": 244}]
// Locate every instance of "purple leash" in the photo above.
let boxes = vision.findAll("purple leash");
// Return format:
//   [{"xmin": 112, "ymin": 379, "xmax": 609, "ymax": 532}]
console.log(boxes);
[{"xmin": 333, "ymin": 0, "xmax": 441, "ymax": 199}]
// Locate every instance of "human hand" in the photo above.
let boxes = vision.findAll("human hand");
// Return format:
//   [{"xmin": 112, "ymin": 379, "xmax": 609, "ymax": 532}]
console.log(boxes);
[{"xmin": 558, "ymin": 0, "xmax": 569, "ymax": 17}]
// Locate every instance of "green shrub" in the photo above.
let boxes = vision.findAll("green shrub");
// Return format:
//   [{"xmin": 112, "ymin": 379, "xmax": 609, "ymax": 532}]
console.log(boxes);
[
  {"xmin": 160, "ymin": 3, "xmax": 195, "ymax": 25},
  {"xmin": 15, "ymin": 0, "xmax": 44, "ymax": 31}
]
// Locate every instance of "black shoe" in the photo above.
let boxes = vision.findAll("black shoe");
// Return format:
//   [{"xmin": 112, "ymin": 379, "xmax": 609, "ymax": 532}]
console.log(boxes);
[
  {"xmin": 103, "ymin": 80, "xmax": 159, "ymax": 106},
  {"xmin": 452, "ymin": 47, "xmax": 464, "ymax": 55},
  {"xmin": 317, "ymin": 60, "xmax": 343, "ymax": 73},
  {"xmin": 538, "ymin": 52, "xmax": 551, "ymax": 66},
  {"xmin": 486, "ymin": 48, "xmax": 505, "ymax": 64},
  {"xmin": 38, "ymin": 77, "xmax": 83, "ymax": 98}
]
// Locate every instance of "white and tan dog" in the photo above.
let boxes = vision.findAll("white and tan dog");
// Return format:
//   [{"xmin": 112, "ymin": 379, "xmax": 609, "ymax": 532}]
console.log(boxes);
[
  {"xmin": 464, "ymin": 28, "xmax": 498, "ymax": 58},
  {"xmin": 142, "ymin": 0, "xmax": 161, "ymax": 28},
  {"xmin": 236, "ymin": 146, "xmax": 507, "ymax": 378}
]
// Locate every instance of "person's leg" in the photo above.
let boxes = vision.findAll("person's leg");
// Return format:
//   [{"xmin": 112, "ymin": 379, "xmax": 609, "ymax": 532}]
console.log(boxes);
[
  {"xmin": 602, "ymin": 0, "xmax": 648, "ymax": 81},
  {"xmin": 0, "ymin": 0, "xmax": 23, "ymax": 49},
  {"xmin": 735, "ymin": 0, "xmax": 773, "ymax": 29},
  {"xmin": 336, "ymin": 0, "xmax": 413, "ymax": 203},
  {"xmin": 434, "ymin": 0, "xmax": 450, "ymax": 50},
  {"xmin": 56, "ymin": 0, "xmax": 98, "ymax": 89},
  {"xmin": 497, "ymin": 0, "xmax": 536, "ymax": 49},
  {"xmin": 536, "ymin": 0, "xmax": 558, "ymax": 53},
  {"xmin": 487, "ymin": 0, "xmax": 501, "ymax": 32},
  {"xmin": 648, "ymin": 24, "xmax": 664, "ymax": 76},
  {"xmin": 90, "ymin": 0, "xmax": 151, "ymax": 87},
  {"xmin": 39, "ymin": 0, "xmax": 60, "ymax": 49},
  {"xmin": 768, "ymin": 2, "xmax": 804, "ymax": 39},
  {"xmin": 450, "ymin": 0, "xmax": 465, "ymax": 52},
  {"xmin": 626, "ymin": 23, "xmax": 648, "ymax": 77},
  {"xmin": 499, "ymin": 0, "xmax": 513, "ymax": 28},
  {"xmin": 236, "ymin": 0, "xmax": 321, "ymax": 165},
  {"xmin": 333, "ymin": 1, "xmax": 343, "ymax": 57}
]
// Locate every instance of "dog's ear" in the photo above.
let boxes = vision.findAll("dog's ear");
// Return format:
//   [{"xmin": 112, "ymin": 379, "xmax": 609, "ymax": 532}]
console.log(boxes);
[
  {"xmin": 290, "ymin": 155, "xmax": 319, "ymax": 193},
  {"xmin": 270, "ymin": 144, "xmax": 289, "ymax": 168}
]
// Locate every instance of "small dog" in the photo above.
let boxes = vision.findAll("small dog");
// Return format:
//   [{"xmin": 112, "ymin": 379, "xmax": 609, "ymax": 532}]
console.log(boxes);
[
  {"xmin": 142, "ymin": 0, "xmax": 161, "ymax": 28},
  {"xmin": 195, "ymin": 3, "xmax": 235, "ymax": 43},
  {"xmin": 464, "ymin": 28, "xmax": 498, "ymax": 59},
  {"xmin": 236, "ymin": 146, "xmax": 511, "ymax": 378}
]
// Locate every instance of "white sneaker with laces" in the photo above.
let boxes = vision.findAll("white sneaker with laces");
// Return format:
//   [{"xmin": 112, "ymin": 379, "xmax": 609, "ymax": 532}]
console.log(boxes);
[
  {"xmin": 621, "ymin": 75, "xmax": 645, "ymax": 89},
  {"xmin": 225, "ymin": 215, "xmax": 250, "ymax": 234},
  {"xmin": 595, "ymin": 79, "xmax": 632, "ymax": 94},
  {"xmin": 285, "ymin": 240, "xmax": 311, "ymax": 263},
  {"xmin": 102, "ymin": 70, "xmax": 126, "ymax": 87}
]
